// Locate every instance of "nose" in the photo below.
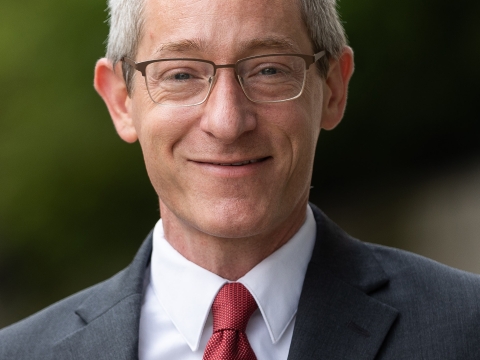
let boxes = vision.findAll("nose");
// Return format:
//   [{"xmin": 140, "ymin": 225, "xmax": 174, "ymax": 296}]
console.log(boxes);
[{"xmin": 199, "ymin": 69, "xmax": 257, "ymax": 144}]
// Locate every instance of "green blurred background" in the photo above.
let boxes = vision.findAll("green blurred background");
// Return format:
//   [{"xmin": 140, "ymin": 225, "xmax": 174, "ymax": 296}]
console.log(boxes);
[{"xmin": 1, "ymin": 0, "xmax": 479, "ymax": 327}]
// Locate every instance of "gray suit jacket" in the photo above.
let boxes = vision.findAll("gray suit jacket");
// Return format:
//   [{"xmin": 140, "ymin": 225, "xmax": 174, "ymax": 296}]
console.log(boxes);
[{"xmin": 1, "ymin": 204, "xmax": 480, "ymax": 359}]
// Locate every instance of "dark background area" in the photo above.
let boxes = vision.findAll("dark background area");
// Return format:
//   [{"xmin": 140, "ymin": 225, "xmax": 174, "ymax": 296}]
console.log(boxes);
[{"xmin": 1, "ymin": 0, "xmax": 479, "ymax": 327}]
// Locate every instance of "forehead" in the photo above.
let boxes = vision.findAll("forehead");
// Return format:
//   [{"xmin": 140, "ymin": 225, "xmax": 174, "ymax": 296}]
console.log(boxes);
[{"xmin": 138, "ymin": 0, "xmax": 313, "ymax": 60}]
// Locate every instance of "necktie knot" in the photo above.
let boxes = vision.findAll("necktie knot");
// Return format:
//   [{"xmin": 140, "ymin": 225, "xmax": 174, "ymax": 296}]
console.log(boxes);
[
  {"xmin": 212, "ymin": 283, "xmax": 258, "ymax": 333},
  {"xmin": 203, "ymin": 282, "xmax": 258, "ymax": 360}
]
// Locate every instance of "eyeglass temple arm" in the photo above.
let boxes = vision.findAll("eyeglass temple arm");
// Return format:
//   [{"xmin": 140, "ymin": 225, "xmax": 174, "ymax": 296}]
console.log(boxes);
[
  {"xmin": 122, "ymin": 57, "xmax": 135, "ymax": 67},
  {"xmin": 121, "ymin": 57, "xmax": 149, "ymax": 77},
  {"xmin": 314, "ymin": 50, "xmax": 326, "ymax": 62}
]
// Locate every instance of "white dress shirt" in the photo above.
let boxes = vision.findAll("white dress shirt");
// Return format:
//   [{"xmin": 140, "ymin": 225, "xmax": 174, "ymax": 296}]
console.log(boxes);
[{"xmin": 138, "ymin": 205, "xmax": 317, "ymax": 360}]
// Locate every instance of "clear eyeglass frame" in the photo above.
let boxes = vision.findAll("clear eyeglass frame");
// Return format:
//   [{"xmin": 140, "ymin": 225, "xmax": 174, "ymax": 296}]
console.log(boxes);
[{"xmin": 122, "ymin": 51, "xmax": 326, "ymax": 107}]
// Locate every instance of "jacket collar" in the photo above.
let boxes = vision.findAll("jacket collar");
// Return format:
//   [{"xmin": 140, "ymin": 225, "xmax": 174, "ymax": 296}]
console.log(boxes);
[{"xmin": 288, "ymin": 204, "xmax": 398, "ymax": 360}]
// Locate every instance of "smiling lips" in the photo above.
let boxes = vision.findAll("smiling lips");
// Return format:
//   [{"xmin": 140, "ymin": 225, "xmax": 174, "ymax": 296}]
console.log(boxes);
[
  {"xmin": 210, "ymin": 158, "xmax": 264, "ymax": 166},
  {"xmin": 193, "ymin": 157, "xmax": 270, "ymax": 167}
]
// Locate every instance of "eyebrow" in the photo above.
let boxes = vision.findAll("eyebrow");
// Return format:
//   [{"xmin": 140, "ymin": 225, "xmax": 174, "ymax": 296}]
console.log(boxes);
[
  {"xmin": 152, "ymin": 36, "xmax": 302, "ymax": 58},
  {"xmin": 239, "ymin": 37, "xmax": 300, "ymax": 53},
  {"xmin": 153, "ymin": 39, "xmax": 206, "ymax": 56}
]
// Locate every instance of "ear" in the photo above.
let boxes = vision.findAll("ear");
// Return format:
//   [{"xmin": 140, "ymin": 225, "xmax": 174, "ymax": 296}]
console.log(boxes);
[
  {"xmin": 321, "ymin": 46, "xmax": 354, "ymax": 130},
  {"xmin": 94, "ymin": 58, "xmax": 138, "ymax": 143}
]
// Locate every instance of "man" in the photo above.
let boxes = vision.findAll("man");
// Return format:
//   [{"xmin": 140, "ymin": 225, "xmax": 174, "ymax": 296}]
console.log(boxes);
[{"xmin": 1, "ymin": 0, "xmax": 479, "ymax": 358}]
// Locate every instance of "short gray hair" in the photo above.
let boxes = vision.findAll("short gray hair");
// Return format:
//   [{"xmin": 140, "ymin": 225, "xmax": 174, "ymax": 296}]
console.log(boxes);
[
  {"xmin": 105, "ymin": 0, "xmax": 347, "ymax": 93},
  {"xmin": 300, "ymin": 0, "xmax": 347, "ymax": 76},
  {"xmin": 105, "ymin": 0, "xmax": 145, "ymax": 92}
]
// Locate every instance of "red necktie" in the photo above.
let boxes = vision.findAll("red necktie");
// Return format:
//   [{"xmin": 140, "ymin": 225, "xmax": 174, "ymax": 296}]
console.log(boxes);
[{"xmin": 202, "ymin": 283, "xmax": 258, "ymax": 360}]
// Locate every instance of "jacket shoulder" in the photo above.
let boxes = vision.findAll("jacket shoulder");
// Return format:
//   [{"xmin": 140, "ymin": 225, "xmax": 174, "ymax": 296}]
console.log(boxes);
[
  {"xmin": 0, "ymin": 233, "xmax": 152, "ymax": 359},
  {"xmin": 367, "ymin": 241, "xmax": 480, "ymax": 294},
  {"xmin": 309, "ymin": 204, "xmax": 480, "ymax": 358},
  {"xmin": 0, "ymin": 279, "xmax": 108, "ymax": 359},
  {"xmin": 366, "ymin": 242, "xmax": 480, "ymax": 358}
]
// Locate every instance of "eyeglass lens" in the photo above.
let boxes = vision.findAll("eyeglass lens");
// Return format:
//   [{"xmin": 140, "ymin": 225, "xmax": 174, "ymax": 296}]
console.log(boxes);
[{"xmin": 144, "ymin": 55, "xmax": 307, "ymax": 106}]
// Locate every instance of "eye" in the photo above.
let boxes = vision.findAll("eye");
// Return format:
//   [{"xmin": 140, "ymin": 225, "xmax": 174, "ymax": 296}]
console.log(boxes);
[
  {"xmin": 174, "ymin": 73, "xmax": 192, "ymax": 80},
  {"xmin": 260, "ymin": 67, "xmax": 278, "ymax": 76}
]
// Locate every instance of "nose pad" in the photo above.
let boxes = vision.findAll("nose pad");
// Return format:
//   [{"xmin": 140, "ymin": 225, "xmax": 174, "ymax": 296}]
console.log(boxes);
[
  {"xmin": 236, "ymin": 75, "xmax": 251, "ymax": 101},
  {"xmin": 205, "ymin": 70, "xmax": 244, "ymax": 104},
  {"xmin": 236, "ymin": 75, "xmax": 244, "ymax": 88},
  {"xmin": 208, "ymin": 75, "xmax": 216, "ymax": 86},
  {"xmin": 203, "ymin": 75, "xmax": 217, "ymax": 103}
]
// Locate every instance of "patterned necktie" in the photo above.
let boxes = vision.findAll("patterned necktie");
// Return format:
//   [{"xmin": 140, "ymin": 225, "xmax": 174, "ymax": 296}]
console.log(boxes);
[{"xmin": 202, "ymin": 282, "xmax": 258, "ymax": 360}]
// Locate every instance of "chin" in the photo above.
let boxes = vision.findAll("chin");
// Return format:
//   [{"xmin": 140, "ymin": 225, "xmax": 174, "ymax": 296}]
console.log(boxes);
[{"xmin": 191, "ymin": 201, "xmax": 274, "ymax": 239}]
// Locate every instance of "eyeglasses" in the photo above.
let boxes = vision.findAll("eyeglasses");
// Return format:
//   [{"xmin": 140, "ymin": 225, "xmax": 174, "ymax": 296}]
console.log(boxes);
[{"xmin": 122, "ymin": 51, "xmax": 326, "ymax": 107}]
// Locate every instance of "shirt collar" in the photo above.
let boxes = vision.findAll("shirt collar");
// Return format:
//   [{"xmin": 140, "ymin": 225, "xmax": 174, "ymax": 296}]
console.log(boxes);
[{"xmin": 150, "ymin": 205, "xmax": 316, "ymax": 351}]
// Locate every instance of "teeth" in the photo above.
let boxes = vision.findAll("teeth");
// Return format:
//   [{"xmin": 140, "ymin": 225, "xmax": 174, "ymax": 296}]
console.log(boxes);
[{"xmin": 212, "ymin": 159, "xmax": 260, "ymax": 166}]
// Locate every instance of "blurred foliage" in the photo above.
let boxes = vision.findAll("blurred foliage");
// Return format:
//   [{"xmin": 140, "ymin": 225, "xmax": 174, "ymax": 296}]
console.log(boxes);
[
  {"xmin": 0, "ymin": 0, "xmax": 159, "ymax": 325},
  {"xmin": 314, "ymin": 0, "xmax": 480, "ymax": 189},
  {"xmin": 0, "ymin": 0, "xmax": 479, "ymax": 327}
]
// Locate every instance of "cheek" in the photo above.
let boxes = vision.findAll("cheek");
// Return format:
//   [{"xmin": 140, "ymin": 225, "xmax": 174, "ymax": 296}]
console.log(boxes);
[
  {"xmin": 283, "ymin": 102, "xmax": 322, "ymax": 190},
  {"xmin": 271, "ymin": 99, "xmax": 321, "ymax": 165},
  {"xmin": 297, "ymin": 85, "xmax": 323, "ymax": 157},
  {"xmin": 131, "ymin": 93, "xmax": 196, "ymax": 150},
  {"xmin": 303, "ymin": 78, "xmax": 324, "ymax": 129},
  {"xmin": 130, "ymin": 101, "xmax": 201, "ymax": 192}
]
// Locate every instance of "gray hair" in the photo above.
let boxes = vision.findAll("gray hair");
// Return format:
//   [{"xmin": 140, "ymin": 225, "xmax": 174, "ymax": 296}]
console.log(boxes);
[{"xmin": 105, "ymin": 0, "xmax": 347, "ymax": 93}]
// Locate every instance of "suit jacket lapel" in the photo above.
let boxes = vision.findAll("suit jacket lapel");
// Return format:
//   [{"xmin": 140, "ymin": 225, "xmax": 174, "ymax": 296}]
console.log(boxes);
[
  {"xmin": 52, "ymin": 233, "xmax": 153, "ymax": 360},
  {"xmin": 288, "ymin": 205, "xmax": 399, "ymax": 360}
]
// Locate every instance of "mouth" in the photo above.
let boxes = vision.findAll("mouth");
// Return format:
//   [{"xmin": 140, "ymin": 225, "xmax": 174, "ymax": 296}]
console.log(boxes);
[
  {"xmin": 209, "ymin": 158, "xmax": 267, "ymax": 166},
  {"xmin": 193, "ymin": 156, "xmax": 270, "ymax": 166},
  {"xmin": 190, "ymin": 156, "xmax": 271, "ymax": 178}
]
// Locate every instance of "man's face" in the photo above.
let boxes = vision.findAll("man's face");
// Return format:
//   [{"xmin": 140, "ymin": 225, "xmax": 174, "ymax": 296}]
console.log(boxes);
[{"xmin": 128, "ymin": 0, "xmax": 325, "ymax": 239}]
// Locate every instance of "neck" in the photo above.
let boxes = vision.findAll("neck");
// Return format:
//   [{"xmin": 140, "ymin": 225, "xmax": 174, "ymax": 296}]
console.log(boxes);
[{"xmin": 159, "ymin": 200, "xmax": 307, "ymax": 280}]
